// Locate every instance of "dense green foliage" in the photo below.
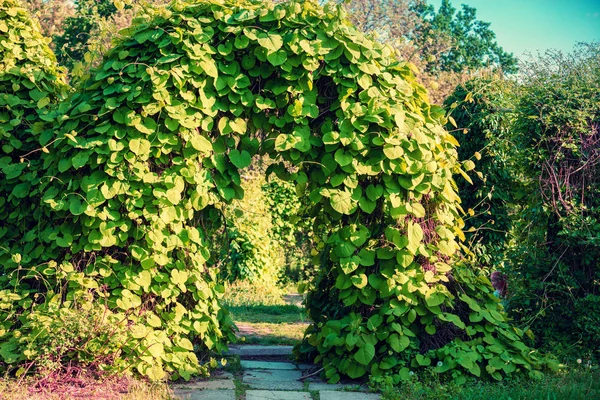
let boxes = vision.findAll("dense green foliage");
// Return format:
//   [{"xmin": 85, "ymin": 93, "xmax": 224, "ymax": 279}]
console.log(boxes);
[
  {"xmin": 219, "ymin": 174, "xmax": 284, "ymax": 283},
  {"xmin": 0, "ymin": 0, "xmax": 69, "ymax": 234},
  {"xmin": 263, "ymin": 178, "xmax": 313, "ymax": 282},
  {"xmin": 1, "ymin": 0, "xmax": 548, "ymax": 384},
  {"xmin": 210, "ymin": 172, "xmax": 310, "ymax": 286},
  {"xmin": 444, "ymin": 78, "xmax": 516, "ymax": 266},
  {"xmin": 53, "ymin": 0, "xmax": 117, "ymax": 69},
  {"xmin": 1, "ymin": 0, "xmax": 240, "ymax": 381},
  {"xmin": 448, "ymin": 44, "xmax": 600, "ymax": 361}
]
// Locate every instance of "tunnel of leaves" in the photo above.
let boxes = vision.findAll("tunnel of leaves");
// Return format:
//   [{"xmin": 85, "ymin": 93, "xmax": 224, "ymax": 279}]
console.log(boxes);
[{"xmin": 0, "ymin": 0, "xmax": 547, "ymax": 383}]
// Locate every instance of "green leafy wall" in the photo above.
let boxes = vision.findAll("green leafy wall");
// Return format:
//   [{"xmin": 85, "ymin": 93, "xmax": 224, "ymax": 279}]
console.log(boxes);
[{"xmin": 1, "ymin": 0, "xmax": 547, "ymax": 383}]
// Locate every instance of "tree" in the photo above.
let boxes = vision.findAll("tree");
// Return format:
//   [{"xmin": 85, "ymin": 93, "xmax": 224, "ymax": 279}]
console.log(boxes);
[
  {"xmin": 334, "ymin": 0, "xmax": 515, "ymax": 103},
  {"xmin": 22, "ymin": 0, "xmax": 74, "ymax": 40},
  {"xmin": 416, "ymin": 0, "xmax": 518, "ymax": 74}
]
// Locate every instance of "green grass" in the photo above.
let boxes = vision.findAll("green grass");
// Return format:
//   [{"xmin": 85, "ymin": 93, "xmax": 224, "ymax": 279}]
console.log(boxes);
[
  {"xmin": 229, "ymin": 304, "xmax": 306, "ymax": 323},
  {"xmin": 222, "ymin": 279, "xmax": 289, "ymax": 307},
  {"xmin": 381, "ymin": 367, "xmax": 600, "ymax": 400},
  {"xmin": 235, "ymin": 322, "xmax": 308, "ymax": 345},
  {"xmin": 222, "ymin": 278, "xmax": 309, "ymax": 346},
  {"xmin": 229, "ymin": 302, "xmax": 308, "ymax": 346}
]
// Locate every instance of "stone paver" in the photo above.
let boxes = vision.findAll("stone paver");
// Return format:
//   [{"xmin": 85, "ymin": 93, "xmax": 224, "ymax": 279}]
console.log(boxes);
[
  {"xmin": 246, "ymin": 390, "xmax": 312, "ymax": 400},
  {"xmin": 173, "ymin": 380, "xmax": 235, "ymax": 391},
  {"xmin": 171, "ymin": 376, "xmax": 236, "ymax": 391},
  {"xmin": 174, "ymin": 347, "xmax": 382, "ymax": 399},
  {"xmin": 320, "ymin": 390, "xmax": 380, "ymax": 400},
  {"xmin": 307, "ymin": 382, "xmax": 363, "ymax": 391},
  {"xmin": 241, "ymin": 360, "xmax": 298, "ymax": 370},
  {"xmin": 227, "ymin": 345, "xmax": 294, "ymax": 357},
  {"xmin": 213, "ymin": 371, "xmax": 234, "ymax": 379},
  {"xmin": 243, "ymin": 369, "xmax": 304, "ymax": 390},
  {"xmin": 174, "ymin": 389, "xmax": 236, "ymax": 400}
]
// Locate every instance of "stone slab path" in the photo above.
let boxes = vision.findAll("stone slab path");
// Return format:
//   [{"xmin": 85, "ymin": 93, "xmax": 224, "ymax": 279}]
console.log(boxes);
[{"xmin": 171, "ymin": 345, "xmax": 380, "ymax": 400}]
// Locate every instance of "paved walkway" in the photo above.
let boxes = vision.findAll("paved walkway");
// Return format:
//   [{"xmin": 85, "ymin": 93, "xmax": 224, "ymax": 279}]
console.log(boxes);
[{"xmin": 171, "ymin": 345, "xmax": 380, "ymax": 400}]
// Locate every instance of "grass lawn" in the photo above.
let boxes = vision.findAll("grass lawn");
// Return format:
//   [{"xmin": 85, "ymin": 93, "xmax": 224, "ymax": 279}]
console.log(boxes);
[
  {"xmin": 229, "ymin": 304, "xmax": 309, "ymax": 345},
  {"xmin": 224, "ymin": 281, "xmax": 309, "ymax": 346},
  {"xmin": 383, "ymin": 366, "xmax": 600, "ymax": 399}
]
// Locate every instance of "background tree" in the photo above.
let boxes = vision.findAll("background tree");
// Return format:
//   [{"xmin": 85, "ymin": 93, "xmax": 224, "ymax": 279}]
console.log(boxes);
[
  {"xmin": 415, "ymin": 0, "xmax": 518, "ymax": 74},
  {"xmin": 336, "ymin": 0, "xmax": 516, "ymax": 103},
  {"xmin": 52, "ymin": 0, "xmax": 118, "ymax": 69},
  {"xmin": 29, "ymin": 0, "xmax": 167, "ymax": 77},
  {"xmin": 23, "ymin": 0, "xmax": 74, "ymax": 40}
]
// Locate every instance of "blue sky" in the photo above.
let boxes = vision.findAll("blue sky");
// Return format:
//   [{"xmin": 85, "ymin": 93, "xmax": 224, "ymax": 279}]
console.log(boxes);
[{"xmin": 428, "ymin": 0, "xmax": 600, "ymax": 59}]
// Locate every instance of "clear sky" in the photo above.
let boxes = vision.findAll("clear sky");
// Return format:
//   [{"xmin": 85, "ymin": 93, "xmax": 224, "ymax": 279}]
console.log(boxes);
[{"xmin": 428, "ymin": 0, "xmax": 600, "ymax": 59}]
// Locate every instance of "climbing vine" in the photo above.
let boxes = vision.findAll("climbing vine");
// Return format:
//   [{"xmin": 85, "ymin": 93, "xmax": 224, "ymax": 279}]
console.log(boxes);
[{"xmin": 1, "ymin": 0, "xmax": 549, "ymax": 383}]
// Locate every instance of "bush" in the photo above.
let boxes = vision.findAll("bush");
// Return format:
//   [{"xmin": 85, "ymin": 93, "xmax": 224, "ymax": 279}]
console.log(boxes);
[
  {"xmin": 0, "ymin": 292, "xmax": 131, "ymax": 377},
  {"xmin": 221, "ymin": 173, "xmax": 284, "ymax": 284},
  {"xmin": 263, "ymin": 178, "xmax": 313, "ymax": 283},
  {"xmin": 508, "ymin": 44, "xmax": 600, "ymax": 360},
  {"xmin": 445, "ymin": 44, "xmax": 600, "ymax": 362}
]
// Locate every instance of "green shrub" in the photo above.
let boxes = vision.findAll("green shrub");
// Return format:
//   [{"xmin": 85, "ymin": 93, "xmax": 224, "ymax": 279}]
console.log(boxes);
[
  {"xmin": 444, "ymin": 44, "xmax": 600, "ymax": 362},
  {"xmin": 507, "ymin": 44, "xmax": 600, "ymax": 361},
  {"xmin": 0, "ymin": 0, "xmax": 69, "ymax": 253},
  {"xmin": 0, "ymin": 291, "xmax": 131, "ymax": 376},
  {"xmin": 222, "ymin": 173, "xmax": 284, "ymax": 283}
]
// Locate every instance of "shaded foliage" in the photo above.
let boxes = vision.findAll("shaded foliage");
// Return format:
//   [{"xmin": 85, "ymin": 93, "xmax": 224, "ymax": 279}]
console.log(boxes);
[
  {"xmin": 444, "ymin": 77, "xmax": 517, "ymax": 267},
  {"xmin": 509, "ymin": 44, "xmax": 600, "ymax": 360},
  {"xmin": 263, "ymin": 178, "xmax": 313, "ymax": 283}
]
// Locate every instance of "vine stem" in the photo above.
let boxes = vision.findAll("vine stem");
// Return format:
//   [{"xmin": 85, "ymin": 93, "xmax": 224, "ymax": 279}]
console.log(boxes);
[{"xmin": 298, "ymin": 366, "xmax": 325, "ymax": 381}]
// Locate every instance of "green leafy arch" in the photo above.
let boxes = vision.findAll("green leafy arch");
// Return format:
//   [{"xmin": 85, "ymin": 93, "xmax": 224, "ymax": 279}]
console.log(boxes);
[{"xmin": 1, "ymin": 0, "xmax": 546, "ymax": 383}]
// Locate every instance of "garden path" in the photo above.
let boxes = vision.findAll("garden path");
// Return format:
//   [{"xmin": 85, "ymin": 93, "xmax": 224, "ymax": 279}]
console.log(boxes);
[{"xmin": 171, "ymin": 345, "xmax": 380, "ymax": 400}]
